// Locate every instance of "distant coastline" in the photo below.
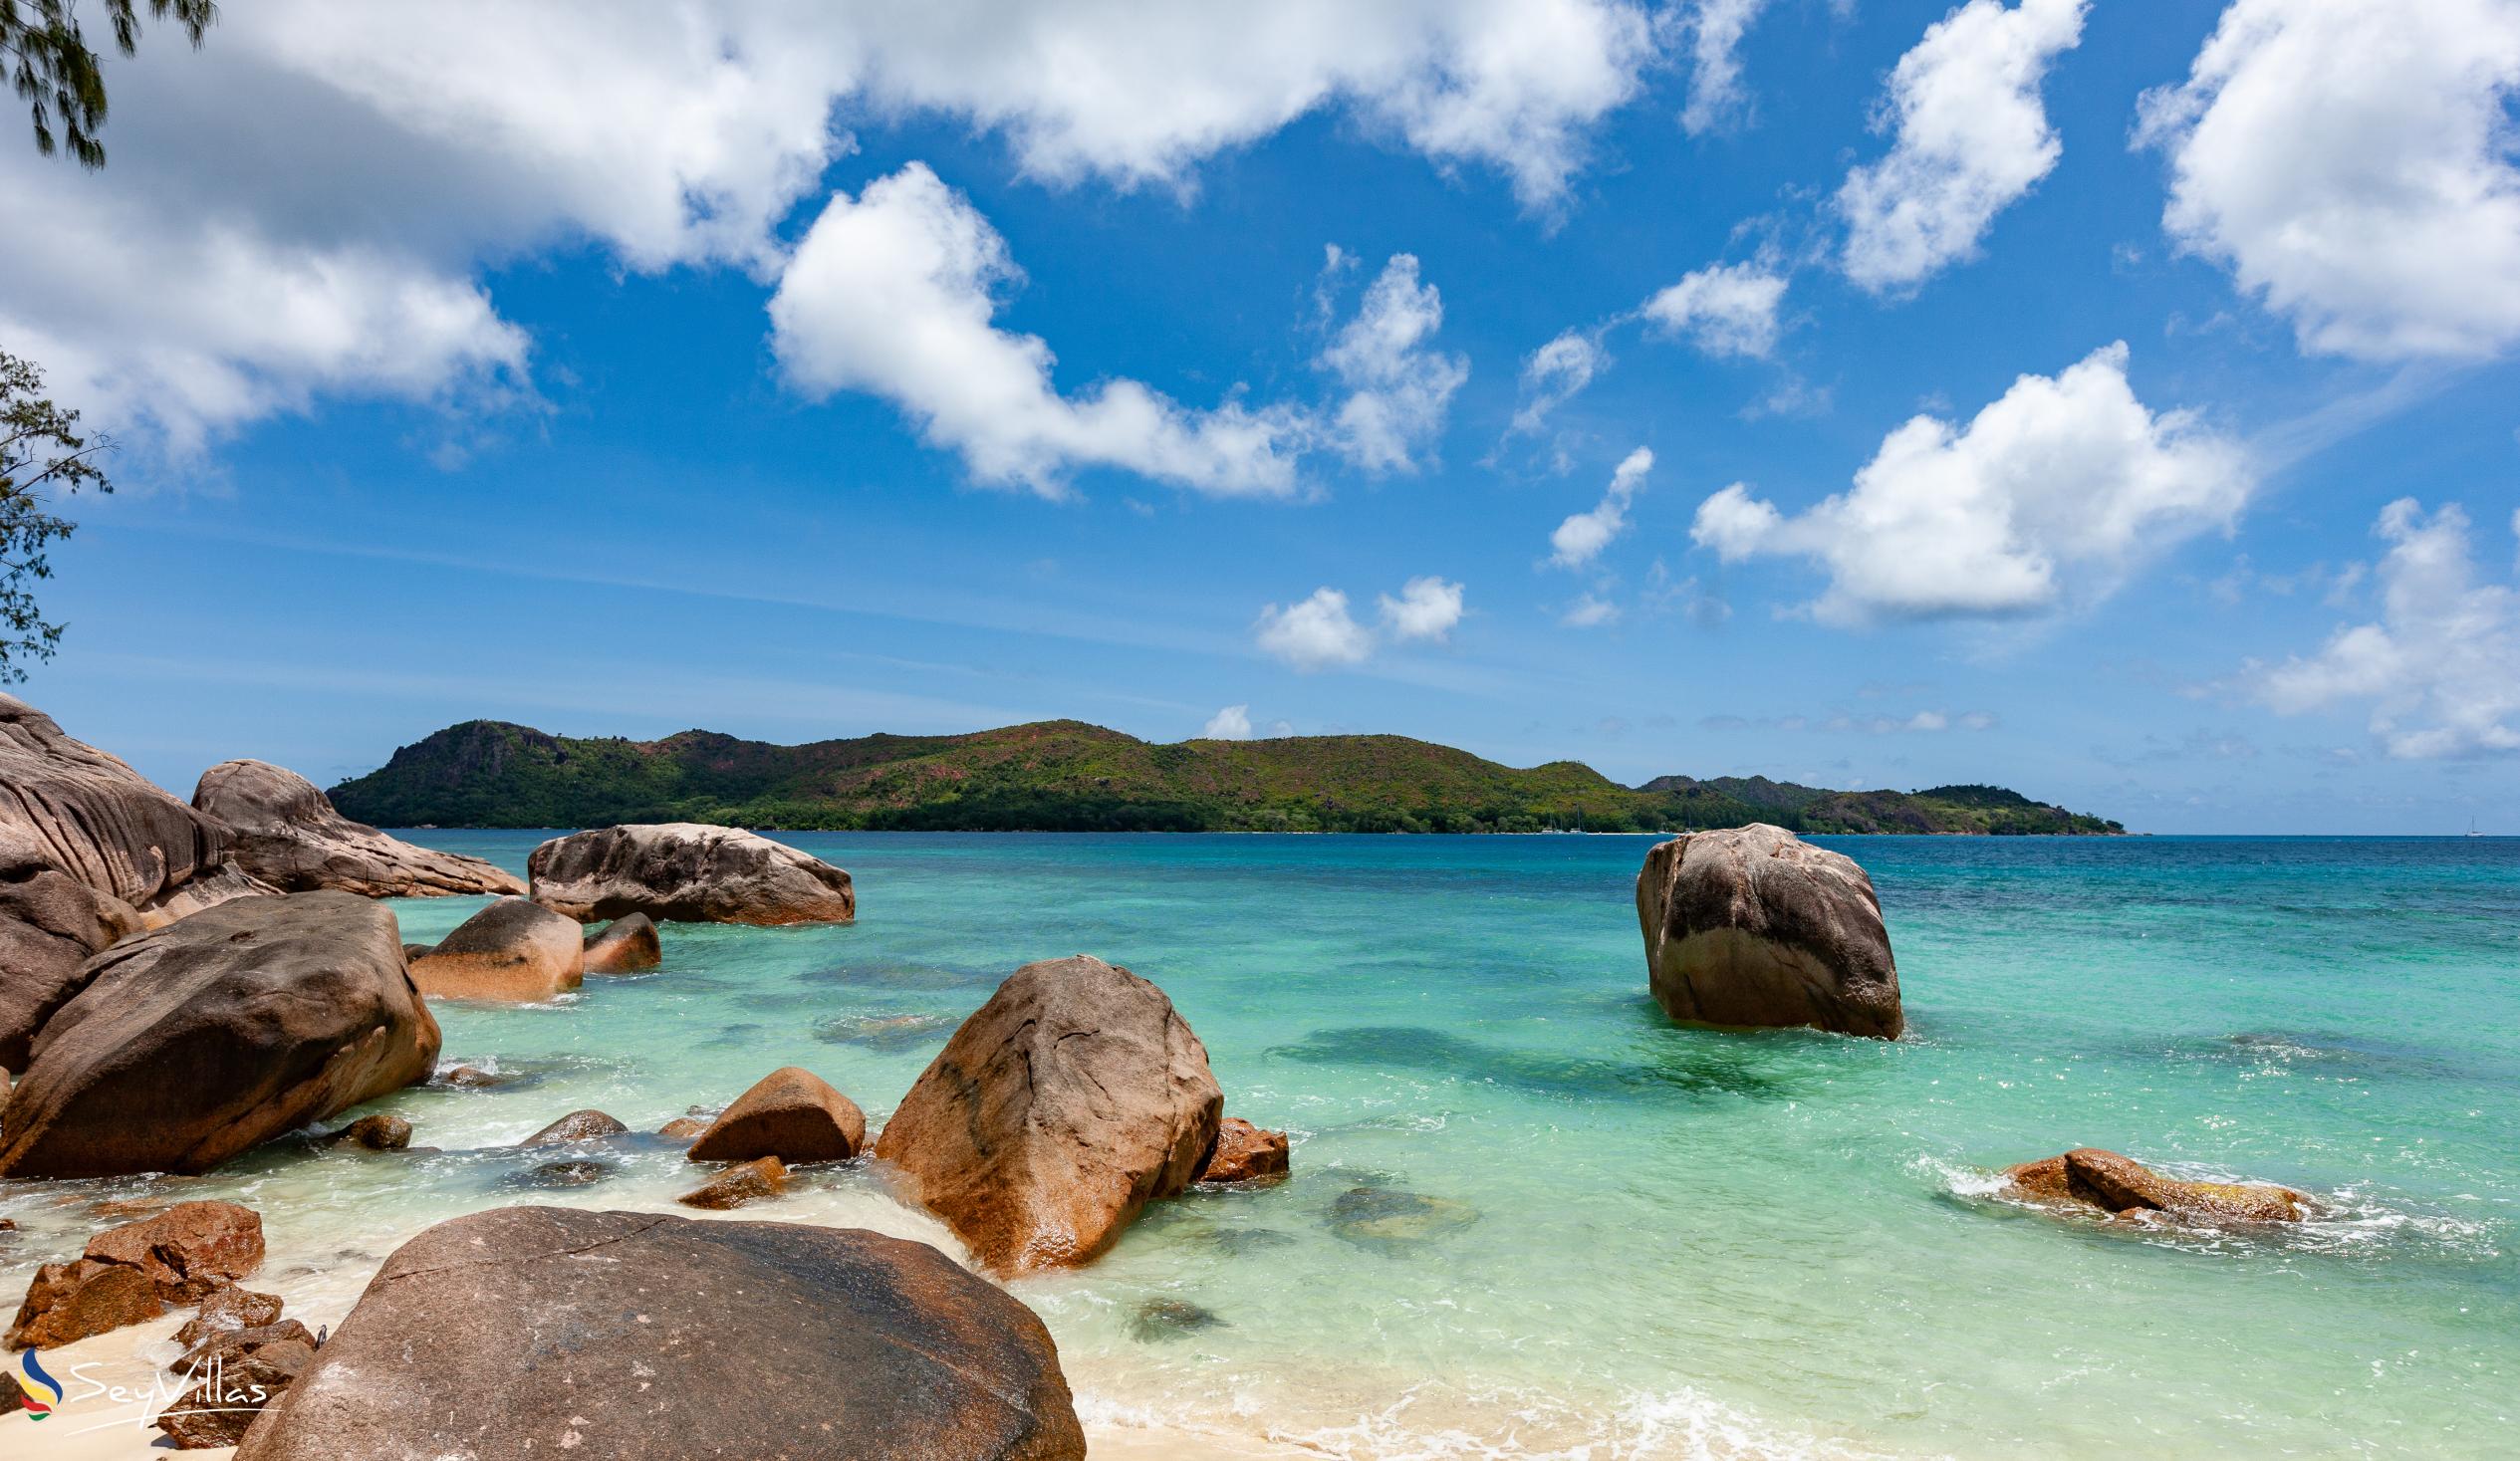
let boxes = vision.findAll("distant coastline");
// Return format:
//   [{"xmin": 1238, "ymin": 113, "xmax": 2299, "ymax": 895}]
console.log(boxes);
[{"xmin": 331, "ymin": 717, "xmax": 2126, "ymax": 837}]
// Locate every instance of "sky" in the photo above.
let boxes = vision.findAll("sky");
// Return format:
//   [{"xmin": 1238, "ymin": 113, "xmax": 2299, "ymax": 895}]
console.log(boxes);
[{"xmin": 3, "ymin": 0, "xmax": 2517, "ymax": 834}]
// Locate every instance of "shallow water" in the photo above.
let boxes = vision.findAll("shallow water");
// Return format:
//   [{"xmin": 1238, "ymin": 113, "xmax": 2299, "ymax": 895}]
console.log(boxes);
[{"xmin": 4, "ymin": 834, "xmax": 2515, "ymax": 1457}]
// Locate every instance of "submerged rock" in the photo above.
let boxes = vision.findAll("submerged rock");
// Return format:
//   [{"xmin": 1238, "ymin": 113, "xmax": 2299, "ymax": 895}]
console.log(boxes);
[
  {"xmin": 512, "ymin": 1158, "xmax": 615, "ymax": 1189},
  {"xmin": 813, "ymin": 1011, "xmax": 958, "ymax": 1050},
  {"xmin": 6, "ymin": 1201, "xmax": 265, "ymax": 1348},
  {"xmin": 1197, "ymin": 1116, "xmax": 1291, "ymax": 1185},
  {"xmin": 232, "ymin": 1206, "xmax": 1084, "ymax": 1460},
  {"xmin": 1636, "ymin": 824, "xmax": 1903, "ymax": 1039},
  {"xmin": 2002, "ymin": 1148, "xmax": 2310, "ymax": 1226},
  {"xmin": 520, "ymin": 1108, "xmax": 629, "ymax": 1146},
  {"xmin": 1128, "ymin": 1298, "xmax": 1225, "ymax": 1341},
  {"xmin": 527, "ymin": 822, "xmax": 856, "ymax": 925},
  {"xmin": 0, "ymin": 894, "xmax": 440, "ymax": 1178},
  {"xmin": 407, "ymin": 895, "xmax": 586, "ymax": 1002},
  {"xmin": 582, "ymin": 911, "xmax": 661, "ymax": 972},
  {"xmin": 192, "ymin": 759, "xmax": 524, "ymax": 898},
  {"xmin": 678, "ymin": 1154, "xmax": 789, "ymax": 1209},
  {"xmin": 1328, "ymin": 1185, "xmax": 1480, "ymax": 1253},
  {"xmin": 687, "ymin": 1066, "xmax": 865, "ymax": 1165},
  {"xmin": 875, "ymin": 954, "xmax": 1222, "ymax": 1276}
]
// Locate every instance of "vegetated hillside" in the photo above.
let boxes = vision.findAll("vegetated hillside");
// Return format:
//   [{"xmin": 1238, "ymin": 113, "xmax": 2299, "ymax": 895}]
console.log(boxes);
[{"xmin": 330, "ymin": 719, "xmax": 2125, "ymax": 836}]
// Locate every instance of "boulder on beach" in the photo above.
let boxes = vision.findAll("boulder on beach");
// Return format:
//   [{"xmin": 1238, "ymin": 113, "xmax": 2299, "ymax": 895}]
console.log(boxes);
[
  {"xmin": 6, "ymin": 1201, "xmax": 265, "ymax": 1348},
  {"xmin": 0, "ymin": 894, "xmax": 440, "ymax": 1178},
  {"xmin": 193, "ymin": 758, "xmax": 524, "ymax": 898},
  {"xmin": 875, "ymin": 954, "xmax": 1222, "ymax": 1276},
  {"xmin": 582, "ymin": 911, "xmax": 661, "ymax": 972},
  {"xmin": 679, "ymin": 1154, "xmax": 789, "ymax": 1209},
  {"xmin": 230, "ymin": 1206, "xmax": 1085, "ymax": 1460},
  {"xmin": 527, "ymin": 823, "xmax": 855, "ymax": 925},
  {"xmin": 407, "ymin": 896, "xmax": 585, "ymax": 1002},
  {"xmin": 2002, "ymin": 1147, "xmax": 2310, "ymax": 1225},
  {"xmin": 687, "ymin": 1066, "xmax": 865, "ymax": 1165},
  {"xmin": 175, "ymin": 1287, "xmax": 287, "ymax": 1349},
  {"xmin": 1198, "ymin": 1117, "xmax": 1291, "ymax": 1184},
  {"xmin": 0, "ymin": 825, "xmax": 144, "ymax": 1070},
  {"xmin": 1636, "ymin": 824, "xmax": 1903, "ymax": 1039},
  {"xmin": 520, "ymin": 1108, "xmax": 629, "ymax": 1146},
  {"xmin": 0, "ymin": 693, "xmax": 265, "ymax": 921},
  {"xmin": 160, "ymin": 1324, "xmax": 317, "ymax": 1449}
]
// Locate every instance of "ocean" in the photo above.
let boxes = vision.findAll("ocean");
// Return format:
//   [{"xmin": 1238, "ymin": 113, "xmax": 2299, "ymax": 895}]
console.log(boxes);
[{"xmin": 4, "ymin": 833, "xmax": 2513, "ymax": 1457}]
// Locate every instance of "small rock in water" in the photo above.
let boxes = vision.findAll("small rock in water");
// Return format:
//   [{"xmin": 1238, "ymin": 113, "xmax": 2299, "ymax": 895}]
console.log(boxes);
[
  {"xmin": 678, "ymin": 1155, "xmax": 788, "ymax": 1209},
  {"xmin": 583, "ymin": 912, "xmax": 662, "ymax": 974},
  {"xmin": 1328, "ymin": 1185, "xmax": 1480, "ymax": 1253},
  {"xmin": 1128, "ymin": 1298, "xmax": 1225, "ymax": 1342},
  {"xmin": 512, "ymin": 1158, "xmax": 615, "ymax": 1189},
  {"xmin": 686, "ymin": 1067, "xmax": 866, "ymax": 1165},
  {"xmin": 520, "ymin": 1109, "xmax": 629, "ymax": 1146},
  {"xmin": 813, "ymin": 1012, "xmax": 958, "ymax": 1051},
  {"xmin": 656, "ymin": 1116, "xmax": 709, "ymax": 1141},
  {"xmin": 436, "ymin": 1064, "xmax": 513, "ymax": 1090},
  {"xmin": 1207, "ymin": 1228, "xmax": 1296, "ymax": 1257},
  {"xmin": 1196, "ymin": 1116, "xmax": 1290, "ymax": 1184},
  {"xmin": 2000, "ymin": 1147, "xmax": 2310, "ymax": 1226},
  {"xmin": 323, "ymin": 1113, "xmax": 412, "ymax": 1151}
]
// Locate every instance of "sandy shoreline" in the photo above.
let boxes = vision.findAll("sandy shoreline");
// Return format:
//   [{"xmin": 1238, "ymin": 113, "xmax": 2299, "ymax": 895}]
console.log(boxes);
[{"xmin": 3, "ymin": 1311, "xmax": 1327, "ymax": 1460}]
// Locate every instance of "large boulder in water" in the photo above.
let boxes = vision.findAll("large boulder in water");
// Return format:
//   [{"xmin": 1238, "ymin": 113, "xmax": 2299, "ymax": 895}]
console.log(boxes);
[
  {"xmin": 686, "ymin": 1066, "xmax": 865, "ymax": 1164},
  {"xmin": 0, "ymin": 892, "xmax": 440, "ymax": 1177},
  {"xmin": 582, "ymin": 912, "xmax": 660, "ymax": 972},
  {"xmin": 2002, "ymin": 1147, "xmax": 2309, "ymax": 1225},
  {"xmin": 0, "ymin": 825, "xmax": 143, "ymax": 1070},
  {"xmin": 231, "ymin": 1206, "xmax": 1085, "ymax": 1461},
  {"xmin": 528, "ymin": 823, "xmax": 855, "ymax": 925},
  {"xmin": 193, "ymin": 759, "xmax": 524, "ymax": 898},
  {"xmin": 875, "ymin": 955, "xmax": 1222, "ymax": 1276},
  {"xmin": 1636, "ymin": 824, "xmax": 1903, "ymax": 1039},
  {"xmin": 407, "ymin": 896, "xmax": 585, "ymax": 1001}
]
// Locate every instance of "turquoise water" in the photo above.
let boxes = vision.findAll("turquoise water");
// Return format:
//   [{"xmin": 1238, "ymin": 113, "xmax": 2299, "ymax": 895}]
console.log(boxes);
[{"xmin": 4, "ymin": 834, "xmax": 2515, "ymax": 1457}]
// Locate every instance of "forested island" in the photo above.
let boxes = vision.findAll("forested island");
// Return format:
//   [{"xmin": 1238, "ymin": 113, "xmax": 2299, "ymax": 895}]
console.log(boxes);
[{"xmin": 328, "ymin": 719, "xmax": 2124, "ymax": 836}]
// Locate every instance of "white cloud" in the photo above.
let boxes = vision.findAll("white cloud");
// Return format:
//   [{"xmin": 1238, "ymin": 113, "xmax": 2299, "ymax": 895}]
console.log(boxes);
[
  {"xmin": 0, "ymin": 1, "xmax": 1655, "ymax": 451},
  {"xmin": 1551, "ymin": 446, "xmax": 1654, "ymax": 569},
  {"xmin": 1379, "ymin": 576, "xmax": 1467, "ymax": 640},
  {"xmin": 1319, "ymin": 255, "xmax": 1471, "ymax": 473},
  {"xmin": 1509, "ymin": 329, "xmax": 1609, "ymax": 435},
  {"xmin": 2252, "ymin": 499, "xmax": 2520, "ymax": 758},
  {"xmin": 1641, "ymin": 261, "xmax": 1788, "ymax": 358},
  {"xmin": 1692, "ymin": 343, "xmax": 2251, "ymax": 622},
  {"xmin": 1561, "ymin": 593, "xmax": 1623, "ymax": 627},
  {"xmin": 1201, "ymin": 704, "xmax": 1255, "ymax": 739},
  {"xmin": 1678, "ymin": 0, "xmax": 1774, "ymax": 135},
  {"xmin": 2135, "ymin": 0, "xmax": 2520, "ymax": 361},
  {"xmin": 1837, "ymin": 0, "xmax": 2087, "ymax": 293},
  {"xmin": 770, "ymin": 163, "xmax": 1307, "ymax": 498},
  {"xmin": 1255, "ymin": 589, "xmax": 1376, "ymax": 669}
]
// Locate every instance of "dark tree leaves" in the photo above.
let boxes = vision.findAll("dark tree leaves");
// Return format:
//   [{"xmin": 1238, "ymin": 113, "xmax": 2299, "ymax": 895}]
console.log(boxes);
[
  {"xmin": 0, "ymin": 351, "xmax": 113, "ymax": 680},
  {"xmin": 4, "ymin": 0, "xmax": 214, "ymax": 167}
]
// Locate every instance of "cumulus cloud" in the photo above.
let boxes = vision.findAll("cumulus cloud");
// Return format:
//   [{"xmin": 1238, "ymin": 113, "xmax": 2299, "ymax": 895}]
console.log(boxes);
[
  {"xmin": 1551, "ymin": 447, "xmax": 1654, "ymax": 569},
  {"xmin": 2251, "ymin": 499, "xmax": 2520, "ymax": 758},
  {"xmin": 770, "ymin": 163, "xmax": 1309, "ymax": 498},
  {"xmin": 1201, "ymin": 704, "xmax": 1255, "ymax": 739},
  {"xmin": 1255, "ymin": 589, "xmax": 1377, "ymax": 669},
  {"xmin": 1319, "ymin": 255, "xmax": 1471, "ymax": 473},
  {"xmin": 1837, "ymin": 0, "xmax": 2087, "ymax": 293},
  {"xmin": 1691, "ymin": 343, "xmax": 2250, "ymax": 623},
  {"xmin": 1678, "ymin": 0, "xmax": 1774, "ymax": 135},
  {"xmin": 1561, "ymin": 592, "xmax": 1623, "ymax": 627},
  {"xmin": 1379, "ymin": 576, "xmax": 1467, "ymax": 641},
  {"xmin": 2135, "ymin": 0, "xmax": 2520, "ymax": 360},
  {"xmin": 1509, "ymin": 329, "xmax": 1610, "ymax": 436},
  {"xmin": 1641, "ymin": 262, "xmax": 1788, "ymax": 358},
  {"xmin": 0, "ymin": 1, "xmax": 1654, "ymax": 451}
]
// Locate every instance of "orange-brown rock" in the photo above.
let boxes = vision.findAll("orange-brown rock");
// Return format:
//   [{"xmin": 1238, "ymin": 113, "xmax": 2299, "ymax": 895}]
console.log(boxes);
[
  {"xmin": 192, "ymin": 759, "xmax": 524, "ymax": 898},
  {"xmin": 2002, "ymin": 1147, "xmax": 2309, "ymax": 1225},
  {"xmin": 582, "ymin": 912, "xmax": 661, "ymax": 972},
  {"xmin": 322, "ymin": 1113, "xmax": 412, "ymax": 1150},
  {"xmin": 407, "ymin": 895, "xmax": 585, "ymax": 1001},
  {"xmin": 6, "ymin": 1201, "xmax": 264, "ymax": 1348},
  {"xmin": 876, "ymin": 955, "xmax": 1221, "ymax": 1276},
  {"xmin": 159, "ymin": 1330, "xmax": 315, "ymax": 1448},
  {"xmin": 1637, "ymin": 824, "xmax": 1902, "ymax": 1039},
  {"xmin": 230, "ymin": 1207, "xmax": 1081, "ymax": 1460},
  {"xmin": 527, "ymin": 823, "xmax": 854, "ymax": 925},
  {"xmin": 678, "ymin": 1154, "xmax": 789, "ymax": 1209},
  {"xmin": 0, "ymin": 893, "xmax": 439, "ymax": 1178},
  {"xmin": 174, "ymin": 1287, "xmax": 286, "ymax": 1349},
  {"xmin": 656, "ymin": 1115, "xmax": 708, "ymax": 1141},
  {"xmin": 1197, "ymin": 1117, "xmax": 1291, "ymax": 1184},
  {"xmin": 687, "ymin": 1066, "xmax": 865, "ymax": 1164}
]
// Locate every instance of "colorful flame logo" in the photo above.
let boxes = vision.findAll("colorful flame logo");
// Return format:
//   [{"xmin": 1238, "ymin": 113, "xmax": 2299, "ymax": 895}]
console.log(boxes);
[{"xmin": 14, "ymin": 1348, "xmax": 62, "ymax": 1419}]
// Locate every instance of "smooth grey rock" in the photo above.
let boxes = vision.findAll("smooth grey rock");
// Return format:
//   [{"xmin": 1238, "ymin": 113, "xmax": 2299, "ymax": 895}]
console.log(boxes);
[
  {"xmin": 528, "ymin": 823, "xmax": 853, "ymax": 925},
  {"xmin": 193, "ymin": 759, "xmax": 523, "ymax": 898},
  {"xmin": 1637, "ymin": 824, "xmax": 1903, "ymax": 1039}
]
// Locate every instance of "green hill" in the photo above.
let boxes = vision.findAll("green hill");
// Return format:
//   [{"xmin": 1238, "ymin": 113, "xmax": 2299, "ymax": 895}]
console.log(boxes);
[{"xmin": 328, "ymin": 718, "xmax": 2125, "ymax": 836}]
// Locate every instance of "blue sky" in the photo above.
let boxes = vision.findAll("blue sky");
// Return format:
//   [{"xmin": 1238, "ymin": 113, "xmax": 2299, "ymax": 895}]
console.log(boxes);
[{"xmin": 5, "ymin": 0, "xmax": 2517, "ymax": 833}]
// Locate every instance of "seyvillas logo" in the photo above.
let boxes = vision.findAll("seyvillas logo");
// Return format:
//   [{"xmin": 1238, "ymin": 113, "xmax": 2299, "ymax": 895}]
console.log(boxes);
[{"xmin": 14, "ymin": 1349, "xmax": 63, "ymax": 1419}]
